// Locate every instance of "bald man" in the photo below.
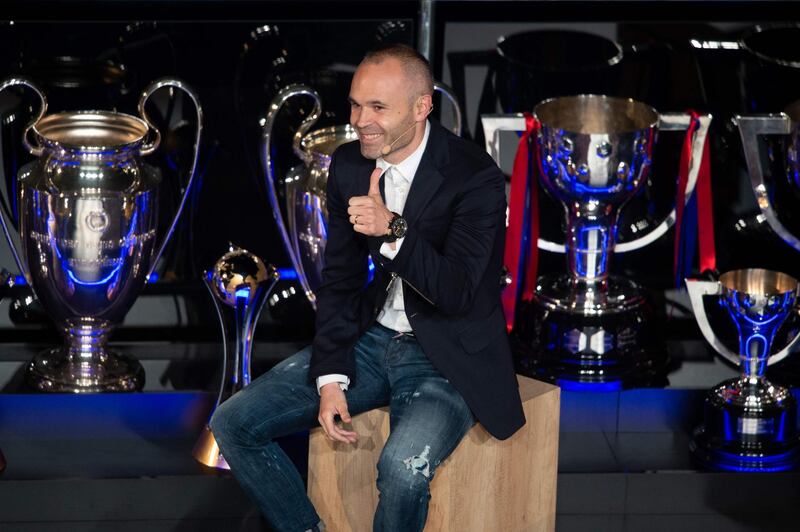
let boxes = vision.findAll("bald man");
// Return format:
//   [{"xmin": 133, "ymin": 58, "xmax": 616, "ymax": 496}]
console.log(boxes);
[{"xmin": 211, "ymin": 44, "xmax": 524, "ymax": 532}]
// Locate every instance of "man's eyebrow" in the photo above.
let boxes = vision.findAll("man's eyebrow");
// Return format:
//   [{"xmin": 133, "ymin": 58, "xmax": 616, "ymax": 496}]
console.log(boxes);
[{"xmin": 348, "ymin": 97, "xmax": 389, "ymax": 107}]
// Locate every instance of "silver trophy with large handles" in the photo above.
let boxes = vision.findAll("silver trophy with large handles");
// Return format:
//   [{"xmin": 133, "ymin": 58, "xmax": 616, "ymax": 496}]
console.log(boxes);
[
  {"xmin": 482, "ymin": 97, "xmax": 711, "ymax": 385},
  {"xmin": 0, "ymin": 77, "xmax": 202, "ymax": 392},
  {"xmin": 262, "ymin": 82, "xmax": 462, "ymax": 309},
  {"xmin": 193, "ymin": 245, "xmax": 279, "ymax": 469},
  {"xmin": 738, "ymin": 100, "xmax": 800, "ymax": 252},
  {"xmin": 686, "ymin": 269, "xmax": 800, "ymax": 471}
]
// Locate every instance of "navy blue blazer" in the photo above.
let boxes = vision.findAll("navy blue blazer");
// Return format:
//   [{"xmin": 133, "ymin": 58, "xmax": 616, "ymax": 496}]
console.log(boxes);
[{"xmin": 309, "ymin": 121, "xmax": 525, "ymax": 440}]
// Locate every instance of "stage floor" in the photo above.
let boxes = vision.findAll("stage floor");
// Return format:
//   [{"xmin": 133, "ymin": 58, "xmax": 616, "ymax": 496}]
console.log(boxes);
[
  {"xmin": 1, "ymin": 335, "xmax": 799, "ymax": 531},
  {"xmin": 0, "ymin": 304, "xmax": 800, "ymax": 532}
]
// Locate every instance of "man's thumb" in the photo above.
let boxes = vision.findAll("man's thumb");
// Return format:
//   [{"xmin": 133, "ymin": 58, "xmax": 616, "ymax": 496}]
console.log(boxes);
[
  {"xmin": 339, "ymin": 404, "xmax": 352, "ymax": 423},
  {"xmin": 368, "ymin": 167, "xmax": 383, "ymax": 197}
]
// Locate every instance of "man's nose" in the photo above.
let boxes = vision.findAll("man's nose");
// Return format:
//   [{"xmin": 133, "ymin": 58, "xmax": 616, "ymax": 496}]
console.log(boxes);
[{"xmin": 353, "ymin": 108, "xmax": 372, "ymax": 128}]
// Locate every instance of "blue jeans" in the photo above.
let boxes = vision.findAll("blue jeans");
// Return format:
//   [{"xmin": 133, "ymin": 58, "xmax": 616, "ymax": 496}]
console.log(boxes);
[{"xmin": 210, "ymin": 323, "xmax": 476, "ymax": 532}]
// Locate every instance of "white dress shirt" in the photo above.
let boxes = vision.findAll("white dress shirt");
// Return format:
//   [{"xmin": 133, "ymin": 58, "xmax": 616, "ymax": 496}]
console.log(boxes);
[{"xmin": 316, "ymin": 121, "xmax": 431, "ymax": 394}]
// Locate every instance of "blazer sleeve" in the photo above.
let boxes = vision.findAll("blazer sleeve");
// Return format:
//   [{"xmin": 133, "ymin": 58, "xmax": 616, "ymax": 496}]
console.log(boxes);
[
  {"xmin": 309, "ymin": 150, "xmax": 369, "ymax": 384},
  {"xmin": 384, "ymin": 163, "xmax": 505, "ymax": 316}
]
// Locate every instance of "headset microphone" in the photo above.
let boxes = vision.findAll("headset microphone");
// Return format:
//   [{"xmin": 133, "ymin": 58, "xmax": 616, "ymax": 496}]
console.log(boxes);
[
  {"xmin": 379, "ymin": 104, "xmax": 434, "ymax": 156},
  {"xmin": 380, "ymin": 122, "xmax": 417, "ymax": 156}
]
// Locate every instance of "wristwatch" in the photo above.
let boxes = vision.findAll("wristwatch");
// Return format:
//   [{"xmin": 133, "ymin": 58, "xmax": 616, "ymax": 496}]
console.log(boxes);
[{"xmin": 384, "ymin": 211, "xmax": 407, "ymax": 243}]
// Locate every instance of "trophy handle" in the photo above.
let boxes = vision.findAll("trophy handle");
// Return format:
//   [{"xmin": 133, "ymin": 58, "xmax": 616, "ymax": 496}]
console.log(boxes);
[
  {"xmin": 685, "ymin": 278, "xmax": 800, "ymax": 366},
  {"xmin": 480, "ymin": 112, "xmax": 712, "ymax": 254},
  {"xmin": 137, "ymin": 78, "xmax": 203, "ymax": 279},
  {"xmin": 0, "ymin": 78, "xmax": 49, "ymax": 158},
  {"xmin": 735, "ymin": 114, "xmax": 799, "ymax": 250},
  {"xmin": 262, "ymin": 84, "xmax": 321, "ymax": 308},
  {"xmin": 685, "ymin": 279, "xmax": 739, "ymax": 366},
  {"xmin": 283, "ymin": 86, "xmax": 322, "ymax": 165},
  {"xmin": 433, "ymin": 81, "xmax": 463, "ymax": 137},
  {"xmin": 0, "ymin": 77, "xmax": 48, "ymax": 281}
]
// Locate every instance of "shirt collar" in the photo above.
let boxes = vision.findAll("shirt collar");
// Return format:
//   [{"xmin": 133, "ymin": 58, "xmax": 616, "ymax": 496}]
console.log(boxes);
[{"xmin": 376, "ymin": 120, "xmax": 430, "ymax": 184}]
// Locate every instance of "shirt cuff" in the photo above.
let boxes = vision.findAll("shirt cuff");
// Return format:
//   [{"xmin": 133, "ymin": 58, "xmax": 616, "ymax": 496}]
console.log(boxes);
[
  {"xmin": 379, "ymin": 237, "xmax": 404, "ymax": 259},
  {"xmin": 316, "ymin": 374, "xmax": 350, "ymax": 394}
]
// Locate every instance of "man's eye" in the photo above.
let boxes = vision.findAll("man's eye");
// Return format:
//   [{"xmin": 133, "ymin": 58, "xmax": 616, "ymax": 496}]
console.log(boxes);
[
  {"xmin": 373, "ymin": 106, "xmax": 383, "ymax": 111},
  {"xmin": 350, "ymin": 102, "xmax": 360, "ymax": 108}
]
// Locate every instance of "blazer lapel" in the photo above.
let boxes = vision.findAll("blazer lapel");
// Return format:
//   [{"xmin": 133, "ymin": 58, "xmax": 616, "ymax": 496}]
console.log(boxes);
[{"xmin": 400, "ymin": 122, "xmax": 449, "ymax": 227}]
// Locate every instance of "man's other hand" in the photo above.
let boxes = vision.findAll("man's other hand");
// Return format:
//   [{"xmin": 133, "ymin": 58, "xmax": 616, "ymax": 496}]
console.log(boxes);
[
  {"xmin": 318, "ymin": 383, "xmax": 359, "ymax": 444},
  {"xmin": 348, "ymin": 167, "xmax": 393, "ymax": 237}
]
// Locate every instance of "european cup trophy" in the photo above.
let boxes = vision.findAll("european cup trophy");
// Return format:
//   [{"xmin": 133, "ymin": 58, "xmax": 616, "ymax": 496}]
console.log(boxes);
[
  {"xmin": 193, "ymin": 245, "xmax": 279, "ymax": 469},
  {"xmin": 0, "ymin": 77, "xmax": 202, "ymax": 392},
  {"xmin": 686, "ymin": 269, "xmax": 800, "ymax": 471},
  {"xmin": 262, "ymin": 82, "xmax": 462, "ymax": 307},
  {"xmin": 482, "ymin": 97, "xmax": 711, "ymax": 386}
]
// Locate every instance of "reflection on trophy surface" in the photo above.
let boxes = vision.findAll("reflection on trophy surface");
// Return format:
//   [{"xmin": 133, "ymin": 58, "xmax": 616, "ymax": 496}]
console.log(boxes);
[
  {"xmin": 483, "ymin": 96, "xmax": 710, "ymax": 387},
  {"xmin": 686, "ymin": 269, "xmax": 800, "ymax": 471},
  {"xmin": 193, "ymin": 245, "xmax": 279, "ymax": 469},
  {"xmin": 262, "ymin": 82, "xmax": 462, "ymax": 308},
  {"xmin": 0, "ymin": 77, "xmax": 202, "ymax": 392}
]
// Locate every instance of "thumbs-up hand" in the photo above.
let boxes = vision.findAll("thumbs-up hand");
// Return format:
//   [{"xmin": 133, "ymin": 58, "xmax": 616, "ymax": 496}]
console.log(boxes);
[
  {"xmin": 368, "ymin": 166, "xmax": 383, "ymax": 198},
  {"xmin": 348, "ymin": 167, "xmax": 394, "ymax": 238}
]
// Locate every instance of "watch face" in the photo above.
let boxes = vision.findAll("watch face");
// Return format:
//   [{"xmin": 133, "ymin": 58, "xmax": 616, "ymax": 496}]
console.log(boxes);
[{"xmin": 392, "ymin": 217, "xmax": 408, "ymax": 238}]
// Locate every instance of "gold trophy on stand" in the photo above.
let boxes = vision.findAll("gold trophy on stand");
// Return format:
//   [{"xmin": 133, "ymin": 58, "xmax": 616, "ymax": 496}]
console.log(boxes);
[{"xmin": 193, "ymin": 245, "xmax": 279, "ymax": 469}]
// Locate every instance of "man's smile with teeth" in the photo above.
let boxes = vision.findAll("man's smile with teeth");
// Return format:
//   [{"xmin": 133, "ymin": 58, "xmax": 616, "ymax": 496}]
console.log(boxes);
[{"xmin": 361, "ymin": 132, "xmax": 382, "ymax": 141}]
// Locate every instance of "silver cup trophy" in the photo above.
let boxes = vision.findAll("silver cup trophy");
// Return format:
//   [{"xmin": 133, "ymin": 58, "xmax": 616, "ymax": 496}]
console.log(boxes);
[
  {"xmin": 482, "ymin": 97, "xmax": 711, "ymax": 385},
  {"xmin": 262, "ymin": 82, "xmax": 462, "ymax": 308},
  {"xmin": 193, "ymin": 245, "xmax": 279, "ymax": 469},
  {"xmin": 0, "ymin": 77, "xmax": 202, "ymax": 392},
  {"xmin": 686, "ymin": 269, "xmax": 800, "ymax": 471}
]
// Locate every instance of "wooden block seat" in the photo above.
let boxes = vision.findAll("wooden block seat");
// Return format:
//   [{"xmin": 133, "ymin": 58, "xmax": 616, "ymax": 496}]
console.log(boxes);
[{"xmin": 308, "ymin": 375, "xmax": 560, "ymax": 532}]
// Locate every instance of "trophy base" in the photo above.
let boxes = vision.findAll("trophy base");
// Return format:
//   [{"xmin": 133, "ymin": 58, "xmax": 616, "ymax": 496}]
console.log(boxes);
[
  {"xmin": 26, "ymin": 347, "xmax": 145, "ymax": 393},
  {"xmin": 192, "ymin": 425, "xmax": 230, "ymax": 470},
  {"xmin": 690, "ymin": 378, "xmax": 800, "ymax": 472},
  {"xmin": 768, "ymin": 355, "xmax": 800, "ymax": 387},
  {"xmin": 513, "ymin": 275, "xmax": 668, "ymax": 388},
  {"xmin": 690, "ymin": 427, "xmax": 800, "ymax": 472}
]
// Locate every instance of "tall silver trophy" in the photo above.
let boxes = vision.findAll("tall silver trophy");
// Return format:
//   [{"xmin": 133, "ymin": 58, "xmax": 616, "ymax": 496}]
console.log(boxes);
[
  {"xmin": 482, "ymin": 97, "xmax": 711, "ymax": 386},
  {"xmin": 686, "ymin": 269, "xmax": 800, "ymax": 471},
  {"xmin": 193, "ymin": 245, "xmax": 279, "ymax": 469},
  {"xmin": 262, "ymin": 82, "xmax": 462, "ymax": 308},
  {"xmin": 0, "ymin": 77, "xmax": 202, "ymax": 392}
]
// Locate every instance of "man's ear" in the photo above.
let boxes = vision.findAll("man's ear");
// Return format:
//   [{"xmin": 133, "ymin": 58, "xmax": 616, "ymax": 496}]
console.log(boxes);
[{"xmin": 416, "ymin": 94, "xmax": 433, "ymax": 121}]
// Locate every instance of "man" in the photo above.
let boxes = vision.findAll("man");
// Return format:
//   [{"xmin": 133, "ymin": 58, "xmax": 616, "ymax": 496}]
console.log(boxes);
[{"xmin": 211, "ymin": 44, "xmax": 524, "ymax": 532}]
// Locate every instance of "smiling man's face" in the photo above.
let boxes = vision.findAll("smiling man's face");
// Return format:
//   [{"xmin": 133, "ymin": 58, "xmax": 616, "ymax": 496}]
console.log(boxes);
[{"xmin": 349, "ymin": 57, "xmax": 423, "ymax": 163}]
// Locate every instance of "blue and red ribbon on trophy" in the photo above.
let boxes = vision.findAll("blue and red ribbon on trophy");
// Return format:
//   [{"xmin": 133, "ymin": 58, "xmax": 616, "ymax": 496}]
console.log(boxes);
[
  {"xmin": 674, "ymin": 110, "xmax": 716, "ymax": 287},
  {"xmin": 502, "ymin": 113, "xmax": 540, "ymax": 332}
]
